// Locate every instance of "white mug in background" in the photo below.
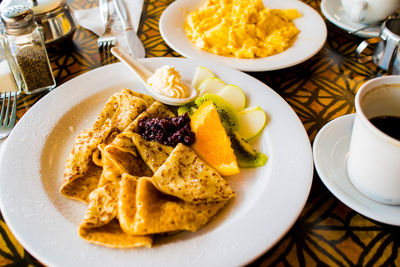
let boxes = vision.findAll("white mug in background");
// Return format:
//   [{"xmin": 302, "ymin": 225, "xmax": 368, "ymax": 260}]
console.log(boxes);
[
  {"xmin": 347, "ymin": 76, "xmax": 400, "ymax": 205},
  {"xmin": 340, "ymin": 0, "xmax": 400, "ymax": 24}
]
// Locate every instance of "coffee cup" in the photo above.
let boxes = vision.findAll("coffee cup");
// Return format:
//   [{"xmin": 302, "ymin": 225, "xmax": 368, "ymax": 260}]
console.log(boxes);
[
  {"xmin": 340, "ymin": 0, "xmax": 400, "ymax": 24},
  {"xmin": 347, "ymin": 76, "xmax": 400, "ymax": 205}
]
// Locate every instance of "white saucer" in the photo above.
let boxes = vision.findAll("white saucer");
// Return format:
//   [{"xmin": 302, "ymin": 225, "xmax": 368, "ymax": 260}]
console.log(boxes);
[
  {"xmin": 321, "ymin": 0, "xmax": 380, "ymax": 38},
  {"xmin": 313, "ymin": 114, "xmax": 400, "ymax": 226}
]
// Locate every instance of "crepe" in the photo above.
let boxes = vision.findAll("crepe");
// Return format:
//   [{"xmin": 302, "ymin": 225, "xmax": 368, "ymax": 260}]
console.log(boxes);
[
  {"xmin": 79, "ymin": 180, "xmax": 152, "ymax": 248},
  {"xmin": 61, "ymin": 123, "xmax": 112, "ymax": 202},
  {"xmin": 61, "ymin": 89, "xmax": 236, "ymax": 249},
  {"xmin": 61, "ymin": 90, "xmax": 149, "ymax": 202},
  {"xmin": 79, "ymin": 219, "xmax": 152, "ymax": 248},
  {"xmin": 59, "ymin": 161, "xmax": 103, "ymax": 203},
  {"xmin": 124, "ymin": 101, "xmax": 175, "ymax": 133},
  {"xmin": 133, "ymin": 177, "xmax": 227, "ymax": 235},
  {"xmin": 118, "ymin": 174, "xmax": 140, "ymax": 234},
  {"xmin": 103, "ymin": 131, "xmax": 173, "ymax": 177},
  {"xmin": 80, "ymin": 182, "xmax": 120, "ymax": 228},
  {"xmin": 119, "ymin": 176, "xmax": 227, "ymax": 235},
  {"xmin": 131, "ymin": 133, "xmax": 174, "ymax": 172},
  {"xmin": 104, "ymin": 132, "xmax": 153, "ymax": 177},
  {"xmin": 95, "ymin": 144, "xmax": 126, "ymax": 187},
  {"xmin": 152, "ymin": 143, "xmax": 235, "ymax": 203},
  {"xmin": 111, "ymin": 91, "xmax": 150, "ymax": 132}
]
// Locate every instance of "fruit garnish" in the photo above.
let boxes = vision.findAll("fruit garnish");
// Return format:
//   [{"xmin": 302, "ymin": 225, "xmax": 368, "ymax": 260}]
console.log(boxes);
[
  {"xmin": 198, "ymin": 77, "xmax": 226, "ymax": 96},
  {"xmin": 217, "ymin": 84, "xmax": 246, "ymax": 111},
  {"xmin": 138, "ymin": 113, "xmax": 195, "ymax": 147},
  {"xmin": 190, "ymin": 100, "xmax": 240, "ymax": 176},
  {"xmin": 228, "ymin": 130, "xmax": 268, "ymax": 168},
  {"xmin": 191, "ymin": 66, "xmax": 215, "ymax": 89},
  {"xmin": 195, "ymin": 94, "xmax": 239, "ymax": 131},
  {"xmin": 187, "ymin": 66, "xmax": 268, "ymax": 169},
  {"xmin": 237, "ymin": 106, "xmax": 267, "ymax": 140},
  {"xmin": 177, "ymin": 101, "xmax": 198, "ymax": 117}
]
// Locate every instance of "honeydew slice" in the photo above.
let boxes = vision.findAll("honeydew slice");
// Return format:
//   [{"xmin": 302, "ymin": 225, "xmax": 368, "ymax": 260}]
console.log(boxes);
[
  {"xmin": 237, "ymin": 106, "xmax": 267, "ymax": 141},
  {"xmin": 217, "ymin": 84, "xmax": 246, "ymax": 111}
]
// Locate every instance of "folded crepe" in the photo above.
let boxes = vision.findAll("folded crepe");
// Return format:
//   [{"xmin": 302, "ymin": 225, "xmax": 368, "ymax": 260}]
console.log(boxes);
[
  {"xmin": 104, "ymin": 133, "xmax": 153, "ymax": 178},
  {"xmin": 103, "ymin": 132, "xmax": 173, "ymax": 175},
  {"xmin": 79, "ymin": 180, "xmax": 152, "ymax": 248},
  {"xmin": 59, "ymin": 161, "xmax": 103, "ymax": 203},
  {"xmin": 61, "ymin": 90, "xmax": 150, "ymax": 202},
  {"xmin": 124, "ymin": 101, "xmax": 175, "ymax": 133},
  {"xmin": 130, "ymin": 133, "xmax": 174, "ymax": 172},
  {"xmin": 95, "ymin": 144, "xmax": 126, "ymax": 187},
  {"xmin": 111, "ymin": 90, "xmax": 151, "ymax": 132},
  {"xmin": 61, "ymin": 123, "xmax": 112, "ymax": 202},
  {"xmin": 152, "ymin": 143, "xmax": 235, "ymax": 203},
  {"xmin": 119, "ymin": 176, "xmax": 228, "ymax": 235}
]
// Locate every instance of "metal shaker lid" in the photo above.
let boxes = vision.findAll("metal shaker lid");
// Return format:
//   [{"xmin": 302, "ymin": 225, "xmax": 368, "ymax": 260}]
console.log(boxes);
[
  {"xmin": 31, "ymin": 0, "xmax": 64, "ymax": 15},
  {"xmin": 0, "ymin": 5, "xmax": 34, "ymax": 33}
]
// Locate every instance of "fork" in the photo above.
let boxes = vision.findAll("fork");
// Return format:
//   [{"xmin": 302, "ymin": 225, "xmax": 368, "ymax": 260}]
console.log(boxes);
[
  {"xmin": 97, "ymin": 0, "xmax": 116, "ymax": 50},
  {"xmin": 0, "ymin": 92, "xmax": 17, "ymax": 139}
]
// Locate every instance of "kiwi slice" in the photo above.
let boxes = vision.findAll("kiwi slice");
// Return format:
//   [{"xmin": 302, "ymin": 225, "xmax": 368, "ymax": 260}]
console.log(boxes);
[
  {"xmin": 177, "ymin": 102, "xmax": 198, "ymax": 116},
  {"xmin": 228, "ymin": 130, "xmax": 268, "ymax": 168},
  {"xmin": 194, "ymin": 94, "xmax": 239, "ymax": 131},
  {"xmin": 179, "ymin": 94, "xmax": 267, "ymax": 168}
]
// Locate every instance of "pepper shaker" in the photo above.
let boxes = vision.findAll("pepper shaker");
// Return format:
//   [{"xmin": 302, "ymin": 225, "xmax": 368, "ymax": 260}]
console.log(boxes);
[{"xmin": 0, "ymin": 4, "xmax": 56, "ymax": 94}]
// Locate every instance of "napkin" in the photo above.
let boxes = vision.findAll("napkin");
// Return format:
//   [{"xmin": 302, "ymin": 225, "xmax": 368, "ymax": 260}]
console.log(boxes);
[
  {"xmin": 0, "ymin": 60, "xmax": 18, "ymax": 93},
  {"xmin": 73, "ymin": 0, "xmax": 144, "ymax": 55}
]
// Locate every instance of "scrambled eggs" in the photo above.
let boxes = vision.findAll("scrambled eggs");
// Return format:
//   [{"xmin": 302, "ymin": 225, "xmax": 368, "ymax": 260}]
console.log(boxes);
[{"xmin": 185, "ymin": 0, "xmax": 301, "ymax": 59}]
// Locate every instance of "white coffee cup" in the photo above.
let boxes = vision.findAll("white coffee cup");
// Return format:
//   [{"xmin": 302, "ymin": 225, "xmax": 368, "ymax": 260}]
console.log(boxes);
[
  {"xmin": 347, "ymin": 76, "xmax": 400, "ymax": 205},
  {"xmin": 341, "ymin": 0, "xmax": 400, "ymax": 24}
]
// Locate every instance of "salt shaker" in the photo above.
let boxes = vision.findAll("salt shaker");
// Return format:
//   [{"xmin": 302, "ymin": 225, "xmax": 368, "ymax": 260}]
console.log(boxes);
[{"xmin": 0, "ymin": 4, "xmax": 56, "ymax": 94}]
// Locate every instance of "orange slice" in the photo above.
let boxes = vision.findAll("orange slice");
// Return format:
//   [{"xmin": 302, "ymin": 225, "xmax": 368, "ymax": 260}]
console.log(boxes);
[{"xmin": 190, "ymin": 100, "xmax": 239, "ymax": 176}]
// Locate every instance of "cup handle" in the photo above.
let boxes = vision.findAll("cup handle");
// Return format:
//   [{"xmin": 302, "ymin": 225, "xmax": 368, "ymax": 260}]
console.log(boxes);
[
  {"xmin": 355, "ymin": 37, "xmax": 381, "ymax": 63},
  {"xmin": 351, "ymin": 1, "xmax": 368, "ymax": 23},
  {"xmin": 387, "ymin": 41, "xmax": 400, "ymax": 74}
]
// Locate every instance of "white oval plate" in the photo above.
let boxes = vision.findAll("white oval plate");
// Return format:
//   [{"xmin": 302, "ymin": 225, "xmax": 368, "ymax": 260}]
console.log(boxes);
[
  {"xmin": 159, "ymin": 0, "xmax": 327, "ymax": 72},
  {"xmin": 0, "ymin": 58, "xmax": 313, "ymax": 267}
]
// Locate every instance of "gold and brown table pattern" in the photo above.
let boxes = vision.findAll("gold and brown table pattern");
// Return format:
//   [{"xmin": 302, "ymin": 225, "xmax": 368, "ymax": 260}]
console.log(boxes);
[{"xmin": 0, "ymin": 0, "xmax": 398, "ymax": 266}]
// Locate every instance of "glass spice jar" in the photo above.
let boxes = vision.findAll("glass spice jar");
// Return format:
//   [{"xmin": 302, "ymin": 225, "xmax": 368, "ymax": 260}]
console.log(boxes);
[{"xmin": 0, "ymin": 4, "xmax": 56, "ymax": 94}]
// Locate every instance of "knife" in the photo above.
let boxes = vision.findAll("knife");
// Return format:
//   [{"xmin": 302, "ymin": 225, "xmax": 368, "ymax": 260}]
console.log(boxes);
[{"xmin": 113, "ymin": 0, "xmax": 145, "ymax": 58}]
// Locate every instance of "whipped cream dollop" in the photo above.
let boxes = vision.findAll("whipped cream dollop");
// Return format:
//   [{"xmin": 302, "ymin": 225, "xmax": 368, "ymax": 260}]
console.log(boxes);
[{"xmin": 147, "ymin": 65, "xmax": 189, "ymax": 99}]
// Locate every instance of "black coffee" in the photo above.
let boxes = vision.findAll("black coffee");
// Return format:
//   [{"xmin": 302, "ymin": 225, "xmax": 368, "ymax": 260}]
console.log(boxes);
[{"xmin": 369, "ymin": 115, "xmax": 400, "ymax": 141}]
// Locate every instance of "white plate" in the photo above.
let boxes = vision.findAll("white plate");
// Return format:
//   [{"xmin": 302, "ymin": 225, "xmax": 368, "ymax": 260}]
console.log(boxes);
[
  {"xmin": 321, "ymin": 0, "xmax": 380, "ymax": 38},
  {"xmin": 159, "ymin": 0, "xmax": 327, "ymax": 72},
  {"xmin": 313, "ymin": 114, "xmax": 400, "ymax": 226},
  {"xmin": 0, "ymin": 58, "xmax": 313, "ymax": 267}
]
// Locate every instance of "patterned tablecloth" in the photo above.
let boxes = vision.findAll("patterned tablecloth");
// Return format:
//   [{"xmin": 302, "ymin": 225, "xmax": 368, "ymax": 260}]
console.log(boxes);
[{"xmin": 0, "ymin": 0, "xmax": 399, "ymax": 266}]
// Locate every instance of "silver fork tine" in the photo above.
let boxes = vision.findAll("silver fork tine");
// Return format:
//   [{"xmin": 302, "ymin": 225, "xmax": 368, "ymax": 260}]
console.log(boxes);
[
  {"xmin": 97, "ymin": 0, "xmax": 116, "ymax": 50},
  {"xmin": 0, "ymin": 92, "xmax": 17, "ymax": 139},
  {"xmin": 3, "ymin": 92, "xmax": 10, "ymax": 126},
  {"xmin": 9, "ymin": 92, "xmax": 17, "ymax": 127},
  {"xmin": 0, "ymin": 93, "xmax": 5, "ymax": 125}
]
